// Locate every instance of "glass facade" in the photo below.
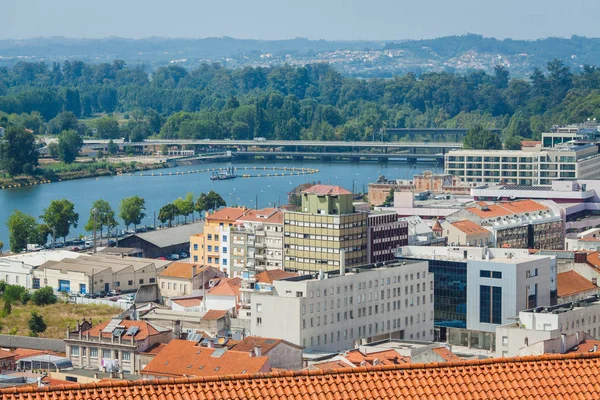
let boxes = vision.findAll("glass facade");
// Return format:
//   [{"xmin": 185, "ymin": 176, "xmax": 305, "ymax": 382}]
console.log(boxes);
[
  {"xmin": 402, "ymin": 257, "xmax": 467, "ymax": 328},
  {"xmin": 480, "ymin": 285, "xmax": 502, "ymax": 324}
]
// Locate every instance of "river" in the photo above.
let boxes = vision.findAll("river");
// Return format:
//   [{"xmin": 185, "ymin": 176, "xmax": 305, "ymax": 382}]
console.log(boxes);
[{"xmin": 0, "ymin": 159, "xmax": 440, "ymax": 247}]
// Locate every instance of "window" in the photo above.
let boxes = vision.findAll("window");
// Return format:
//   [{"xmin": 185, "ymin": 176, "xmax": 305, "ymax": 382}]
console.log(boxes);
[
  {"xmin": 149, "ymin": 278, "xmax": 155, "ymax": 283},
  {"xmin": 193, "ymin": 244, "xmax": 198, "ymax": 250},
  {"xmin": 480, "ymin": 270, "xmax": 491, "ymax": 278},
  {"xmin": 223, "ymin": 247, "xmax": 228, "ymax": 254},
  {"xmin": 71, "ymin": 346, "xmax": 79, "ymax": 356},
  {"xmin": 215, "ymin": 246, "xmax": 219, "ymax": 252},
  {"xmin": 103, "ymin": 349, "xmax": 111, "ymax": 358},
  {"xmin": 256, "ymin": 303, "xmax": 262, "ymax": 313},
  {"xmin": 222, "ymin": 235, "xmax": 227, "ymax": 242},
  {"xmin": 193, "ymin": 256, "xmax": 198, "ymax": 262},
  {"xmin": 90, "ymin": 347, "xmax": 98, "ymax": 357},
  {"xmin": 480, "ymin": 285, "xmax": 502, "ymax": 324},
  {"xmin": 207, "ymin": 234, "xmax": 212, "ymax": 240},
  {"xmin": 161, "ymin": 282, "xmax": 165, "ymax": 289},
  {"xmin": 215, "ymin": 235, "xmax": 219, "ymax": 241},
  {"xmin": 139, "ymin": 279, "xmax": 144, "ymax": 284},
  {"xmin": 492, "ymin": 271, "xmax": 502, "ymax": 279},
  {"xmin": 128, "ymin": 280, "xmax": 133, "ymax": 286},
  {"xmin": 256, "ymin": 317, "xmax": 262, "ymax": 326},
  {"xmin": 222, "ymin": 258, "xmax": 227, "ymax": 266},
  {"xmin": 208, "ymin": 257, "xmax": 212, "ymax": 263},
  {"xmin": 208, "ymin": 245, "xmax": 212, "ymax": 252},
  {"xmin": 502, "ymin": 336, "xmax": 508, "ymax": 346}
]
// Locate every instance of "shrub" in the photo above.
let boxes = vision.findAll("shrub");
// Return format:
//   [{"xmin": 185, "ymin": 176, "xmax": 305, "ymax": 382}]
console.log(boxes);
[
  {"xmin": 3, "ymin": 285, "xmax": 26, "ymax": 303},
  {"xmin": 20, "ymin": 291, "xmax": 31, "ymax": 305},
  {"xmin": 31, "ymin": 287, "xmax": 57, "ymax": 306},
  {"xmin": 28, "ymin": 312, "xmax": 47, "ymax": 336}
]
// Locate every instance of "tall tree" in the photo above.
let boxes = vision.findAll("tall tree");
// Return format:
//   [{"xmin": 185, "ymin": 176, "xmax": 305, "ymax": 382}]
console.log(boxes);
[
  {"xmin": 84, "ymin": 199, "xmax": 117, "ymax": 239},
  {"xmin": 107, "ymin": 139, "xmax": 119, "ymax": 156},
  {"xmin": 28, "ymin": 312, "xmax": 47, "ymax": 337},
  {"xmin": 40, "ymin": 199, "xmax": 79, "ymax": 244},
  {"xmin": 119, "ymin": 196, "xmax": 146, "ymax": 231},
  {"xmin": 205, "ymin": 191, "xmax": 226, "ymax": 211},
  {"xmin": 158, "ymin": 203, "xmax": 178, "ymax": 227},
  {"xmin": 6, "ymin": 210, "xmax": 40, "ymax": 253},
  {"xmin": 504, "ymin": 135, "xmax": 523, "ymax": 150},
  {"xmin": 0, "ymin": 126, "xmax": 38, "ymax": 176},
  {"xmin": 57, "ymin": 129, "xmax": 83, "ymax": 164},
  {"xmin": 173, "ymin": 193, "xmax": 195, "ymax": 223},
  {"xmin": 462, "ymin": 125, "xmax": 502, "ymax": 150}
]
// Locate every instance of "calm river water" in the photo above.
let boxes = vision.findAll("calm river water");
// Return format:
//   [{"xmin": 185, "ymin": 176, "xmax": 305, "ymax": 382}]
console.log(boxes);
[{"xmin": 0, "ymin": 159, "xmax": 439, "ymax": 246}]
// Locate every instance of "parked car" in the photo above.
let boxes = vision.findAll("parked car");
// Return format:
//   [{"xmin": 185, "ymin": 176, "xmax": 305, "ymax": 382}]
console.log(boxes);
[
  {"xmin": 95, "ymin": 291, "xmax": 107, "ymax": 298},
  {"xmin": 179, "ymin": 252, "xmax": 188, "ymax": 258},
  {"xmin": 83, "ymin": 293, "xmax": 96, "ymax": 299},
  {"xmin": 168, "ymin": 254, "xmax": 180, "ymax": 260},
  {"xmin": 157, "ymin": 256, "xmax": 167, "ymax": 260},
  {"xmin": 71, "ymin": 246, "xmax": 81, "ymax": 251},
  {"xmin": 117, "ymin": 298, "xmax": 132, "ymax": 304},
  {"xmin": 108, "ymin": 289, "xmax": 121, "ymax": 296}
]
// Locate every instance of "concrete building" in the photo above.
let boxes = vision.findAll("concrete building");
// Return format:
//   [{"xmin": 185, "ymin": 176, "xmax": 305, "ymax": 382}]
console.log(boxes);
[
  {"xmin": 445, "ymin": 143, "xmax": 600, "ymax": 185},
  {"xmin": 441, "ymin": 220, "xmax": 492, "ymax": 247},
  {"xmin": 283, "ymin": 185, "xmax": 368, "ymax": 273},
  {"xmin": 228, "ymin": 336, "xmax": 304, "ymax": 370},
  {"xmin": 449, "ymin": 199, "xmax": 564, "ymax": 250},
  {"xmin": 367, "ymin": 212, "xmax": 407, "ymax": 263},
  {"xmin": 396, "ymin": 246, "xmax": 557, "ymax": 342},
  {"xmin": 398, "ymin": 216, "xmax": 446, "ymax": 246},
  {"xmin": 230, "ymin": 208, "xmax": 284, "ymax": 278},
  {"xmin": 157, "ymin": 262, "xmax": 225, "ymax": 301},
  {"xmin": 0, "ymin": 250, "xmax": 80, "ymax": 289},
  {"xmin": 190, "ymin": 208, "xmax": 247, "ymax": 274},
  {"xmin": 556, "ymin": 270, "xmax": 600, "ymax": 303},
  {"xmin": 496, "ymin": 295, "xmax": 600, "ymax": 357},
  {"xmin": 65, "ymin": 318, "xmax": 173, "ymax": 374},
  {"xmin": 239, "ymin": 269, "xmax": 298, "ymax": 320},
  {"xmin": 33, "ymin": 254, "xmax": 170, "ymax": 294},
  {"xmin": 251, "ymin": 260, "xmax": 434, "ymax": 352},
  {"xmin": 117, "ymin": 222, "xmax": 204, "ymax": 259}
]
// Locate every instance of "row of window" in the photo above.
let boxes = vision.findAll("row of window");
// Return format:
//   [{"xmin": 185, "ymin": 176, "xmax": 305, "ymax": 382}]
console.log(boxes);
[
  {"xmin": 285, "ymin": 220, "xmax": 366, "ymax": 229},
  {"xmin": 70, "ymin": 346, "xmax": 131, "ymax": 361},
  {"xmin": 206, "ymin": 234, "xmax": 228, "ymax": 241},
  {"xmin": 479, "ymin": 270, "xmax": 502, "ymax": 279},
  {"xmin": 207, "ymin": 245, "xmax": 228, "ymax": 253},
  {"xmin": 284, "ymin": 232, "xmax": 365, "ymax": 241},
  {"xmin": 161, "ymin": 282, "xmax": 188, "ymax": 292}
]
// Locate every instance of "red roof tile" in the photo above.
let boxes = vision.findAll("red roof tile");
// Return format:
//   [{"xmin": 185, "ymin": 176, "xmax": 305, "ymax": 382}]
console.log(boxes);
[
  {"xmin": 207, "ymin": 277, "xmax": 241, "ymax": 296},
  {"xmin": 557, "ymin": 271, "xmax": 599, "ymax": 297},
  {"xmin": 228, "ymin": 337, "xmax": 302, "ymax": 354},
  {"xmin": 450, "ymin": 219, "xmax": 490, "ymax": 236},
  {"xmin": 237, "ymin": 208, "xmax": 283, "ymax": 224},
  {"xmin": 171, "ymin": 297, "xmax": 203, "ymax": 308},
  {"xmin": 309, "ymin": 360, "xmax": 354, "ymax": 370},
  {"xmin": 206, "ymin": 207, "xmax": 247, "ymax": 222},
  {"xmin": 83, "ymin": 319, "xmax": 169, "ymax": 341},
  {"xmin": 302, "ymin": 184, "xmax": 352, "ymax": 195},
  {"xmin": 141, "ymin": 343, "xmax": 168, "ymax": 356},
  {"xmin": 255, "ymin": 269, "xmax": 297, "ymax": 284},
  {"xmin": 159, "ymin": 262, "xmax": 204, "ymax": 279},
  {"xmin": 431, "ymin": 347, "xmax": 462, "ymax": 362},
  {"xmin": 5, "ymin": 352, "xmax": 600, "ymax": 399},
  {"xmin": 566, "ymin": 340, "xmax": 600, "ymax": 354},
  {"xmin": 141, "ymin": 340, "xmax": 269, "ymax": 378},
  {"xmin": 344, "ymin": 349, "xmax": 410, "ymax": 366},
  {"xmin": 0, "ymin": 349, "xmax": 15, "ymax": 360},
  {"xmin": 201, "ymin": 309, "xmax": 228, "ymax": 320},
  {"xmin": 466, "ymin": 199, "xmax": 548, "ymax": 218}
]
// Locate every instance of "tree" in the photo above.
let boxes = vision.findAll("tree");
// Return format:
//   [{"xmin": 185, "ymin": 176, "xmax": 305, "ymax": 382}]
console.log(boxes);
[
  {"xmin": 3, "ymin": 284, "xmax": 25, "ymax": 303},
  {"xmin": 384, "ymin": 188, "xmax": 395, "ymax": 206},
  {"xmin": 119, "ymin": 196, "xmax": 146, "ymax": 231},
  {"xmin": 462, "ymin": 125, "xmax": 502, "ymax": 150},
  {"xmin": 20, "ymin": 291, "xmax": 31, "ymax": 305},
  {"xmin": 84, "ymin": 199, "xmax": 117, "ymax": 239},
  {"xmin": 205, "ymin": 191, "xmax": 226, "ymax": 211},
  {"xmin": 504, "ymin": 135, "xmax": 523, "ymax": 150},
  {"xmin": 31, "ymin": 286, "xmax": 57, "ymax": 306},
  {"xmin": 107, "ymin": 139, "xmax": 119, "ymax": 156},
  {"xmin": 173, "ymin": 193, "xmax": 194, "ymax": 223},
  {"xmin": 6, "ymin": 210, "xmax": 40, "ymax": 253},
  {"xmin": 46, "ymin": 111, "xmax": 80, "ymax": 135},
  {"xmin": 194, "ymin": 192, "xmax": 207, "ymax": 218},
  {"xmin": 0, "ymin": 126, "xmax": 38, "ymax": 176},
  {"xmin": 40, "ymin": 199, "xmax": 79, "ymax": 244},
  {"xmin": 161, "ymin": 144, "xmax": 169, "ymax": 156},
  {"xmin": 28, "ymin": 312, "xmax": 47, "ymax": 336},
  {"xmin": 93, "ymin": 116, "xmax": 120, "ymax": 139},
  {"xmin": 57, "ymin": 129, "xmax": 83, "ymax": 164},
  {"xmin": 47, "ymin": 142, "xmax": 59, "ymax": 159},
  {"xmin": 158, "ymin": 203, "xmax": 178, "ymax": 227}
]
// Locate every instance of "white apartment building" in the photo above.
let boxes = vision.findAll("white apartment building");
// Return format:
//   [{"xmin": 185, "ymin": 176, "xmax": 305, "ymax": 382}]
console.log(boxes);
[
  {"xmin": 496, "ymin": 295, "xmax": 600, "ymax": 357},
  {"xmin": 0, "ymin": 250, "xmax": 80, "ymax": 289},
  {"xmin": 251, "ymin": 260, "xmax": 434, "ymax": 352},
  {"xmin": 445, "ymin": 143, "xmax": 600, "ymax": 185}
]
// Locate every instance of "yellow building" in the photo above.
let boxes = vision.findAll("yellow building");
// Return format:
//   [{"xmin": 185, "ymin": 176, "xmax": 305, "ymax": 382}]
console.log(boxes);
[
  {"xmin": 283, "ymin": 185, "xmax": 368, "ymax": 273},
  {"xmin": 190, "ymin": 207, "xmax": 247, "ymax": 275}
]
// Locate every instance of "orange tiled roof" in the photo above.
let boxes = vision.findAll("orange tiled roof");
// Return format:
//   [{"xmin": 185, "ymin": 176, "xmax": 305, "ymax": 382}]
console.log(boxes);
[
  {"xmin": 229, "ymin": 337, "xmax": 302, "ymax": 354},
  {"xmin": 5, "ymin": 353, "xmax": 600, "ymax": 399},
  {"xmin": 450, "ymin": 219, "xmax": 490, "ymax": 236},
  {"xmin": 238, "ymin": 208, "xmax": 283, "ymax": 224},
  {"xmin": 586, "ymin": 252, "xmax": 600, "ymax": 271},
  {"xmin": 431, "ymin": 347, "xmax": 462, "ymax": 362},
  {"xmin": 141, "ymin": 340, "xmax": 269, "ymax": 378},
  {"xmin": 566, "ymin": 340, "xmax": 600, "ymax": 354},
  {"xmin": 141, "ymin": 343, "xmax": 168, "ymax": 356},
  {"xmin": 11, "ymin": 349, "xmax": 59, "ymax": 360},
  {"xmin": 207, "ymin": 277, "xmax": 241, "ymax": 296},
  {"xmin": 206, "ymin": 207, "xmax": 247, "ymax": 222},
  {"xmin": 302, "ymin": 184, "xmax": 352, "ymax": 195},
  {"xmin": 159, "ymin": 262, "xmax": 204, "ymax": 279},
  {"xmin": 521, "ymin": 140, "xmax": 542, "ymax": 147},
  {"xmin": 344, "ymin": 349, "xmax": 410, "ymax": 366},
  {"xmin": 557, "ymin": 271, "xmax": 599, "ymax": 297},
  {"xmin": 255, "ymin": 269, "xmax": 297, "ymax": 284},
  {"xmin": 83, "ymin": 319, "xmax": 168, "ymax": 341},
  {"xmin": 309, "ymin": 360, "xmax": 354, "ymax": 370},
  {"xmin": 432, "ymin": 220, "xmax": 443, "ymax": 232},
  {"xmin": 171, "ymin": 297, "xmax": 203, "ymax": 308},
  {"xmin": 201, "ymin": 309, "xmax": 228, "ymax": 320},
  {"xmin": 0, "ymin": 349, "xmax": 15, "ymax": 360},
  {"xmin": 466, "ymin": 199, "xmax": 548, "ymax": 219}
]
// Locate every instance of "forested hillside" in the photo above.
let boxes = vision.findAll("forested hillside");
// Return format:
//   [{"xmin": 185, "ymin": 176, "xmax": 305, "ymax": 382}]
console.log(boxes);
[{"xmin": 1, "ymin": 59, "xmax": 599, "ymax": 143}]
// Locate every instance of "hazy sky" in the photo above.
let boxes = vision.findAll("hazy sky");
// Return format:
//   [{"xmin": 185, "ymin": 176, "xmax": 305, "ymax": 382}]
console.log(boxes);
[{"xmin": 2, "ymin": 0, "xmax": 600, "ymax": 41}]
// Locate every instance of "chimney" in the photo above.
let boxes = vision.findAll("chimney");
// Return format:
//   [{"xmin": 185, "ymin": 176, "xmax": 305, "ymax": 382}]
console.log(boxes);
[
  {"xmin": 207, "ymin": 340, "xmax": 214, "ymax": 348},
  {"xmin": 174, "ymin": 320, "xmax": 182, "ymax": 338},
  {"xmin": 37, "ymin": 377, "xmax": 42, "ymax": 388},
  {"xmin": 339, "ymin": 250, "xmax": 346, "ymax": 276},
  {"xmin": 254, "ymin": 345, "xmax": 262, "ymax": 357}
]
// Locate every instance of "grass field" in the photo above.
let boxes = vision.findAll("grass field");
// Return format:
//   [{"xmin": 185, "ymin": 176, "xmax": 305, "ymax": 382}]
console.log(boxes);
[{"xmin": 0, "ymin": 300, "xmax": 120, "ymax": 339}]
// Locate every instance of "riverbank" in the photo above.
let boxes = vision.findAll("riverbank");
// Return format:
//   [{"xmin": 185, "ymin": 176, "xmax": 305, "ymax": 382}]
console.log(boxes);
[{"xmin": 0, "ymin": 160, "xmax": 168, "ymax": 189}]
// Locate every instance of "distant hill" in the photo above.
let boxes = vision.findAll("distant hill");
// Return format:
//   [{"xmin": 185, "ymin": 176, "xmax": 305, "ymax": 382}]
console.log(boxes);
[{"xmin": 1, "ymin": 34, "xmax": 599, "ymax": 77}]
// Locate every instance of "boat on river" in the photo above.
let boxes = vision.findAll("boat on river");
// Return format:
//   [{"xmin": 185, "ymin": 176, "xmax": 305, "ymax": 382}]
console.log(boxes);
[{"xmin": 210, "ymin": 167, "xmax": 237, "ymax": 181}]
